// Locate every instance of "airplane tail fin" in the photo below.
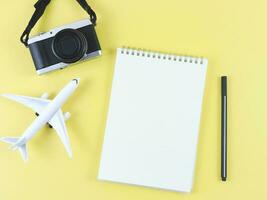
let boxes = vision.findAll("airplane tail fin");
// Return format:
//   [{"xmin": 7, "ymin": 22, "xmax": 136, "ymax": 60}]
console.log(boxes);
[{"xmin": 0, "ymin": 137, "xmax": 28, "ymax": 162}]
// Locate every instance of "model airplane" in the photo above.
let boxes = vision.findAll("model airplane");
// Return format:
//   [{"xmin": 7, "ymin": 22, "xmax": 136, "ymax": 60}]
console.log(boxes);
[{"xmin": 0, "ymin": 79, "xmax": 80, "ymax": 161}]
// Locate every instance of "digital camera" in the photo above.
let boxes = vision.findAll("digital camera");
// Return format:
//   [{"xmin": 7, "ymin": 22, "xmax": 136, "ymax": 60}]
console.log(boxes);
[{"xmin": 28, "ymin": 19, "xmax": 101, "ymax": 75}]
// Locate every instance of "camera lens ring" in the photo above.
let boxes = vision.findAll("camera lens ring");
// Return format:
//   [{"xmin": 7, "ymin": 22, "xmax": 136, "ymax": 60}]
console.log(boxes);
[{"xmin": 52, "ymin": 29, "xmax": 88, "ymax": 63}]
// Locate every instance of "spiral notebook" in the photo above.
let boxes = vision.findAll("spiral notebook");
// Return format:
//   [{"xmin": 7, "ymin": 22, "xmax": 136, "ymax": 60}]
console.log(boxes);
[{"xmin": 98, "ymin": 48, "xmax": 208, "ymax": 192}]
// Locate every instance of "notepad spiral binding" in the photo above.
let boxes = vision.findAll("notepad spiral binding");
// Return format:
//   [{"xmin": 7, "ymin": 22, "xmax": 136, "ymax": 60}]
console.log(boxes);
[{"xmin": 120, "ymin": 47, "xmax": 205, "ymax": 65}]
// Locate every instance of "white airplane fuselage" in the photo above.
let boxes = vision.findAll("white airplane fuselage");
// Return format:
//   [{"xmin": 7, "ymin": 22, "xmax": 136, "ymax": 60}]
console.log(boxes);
[{"xmin": 13, "ymin": 79, "xmax": 79, "ymax": 148}]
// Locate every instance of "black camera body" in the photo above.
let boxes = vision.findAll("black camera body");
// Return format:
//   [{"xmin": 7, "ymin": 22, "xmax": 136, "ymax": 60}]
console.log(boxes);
[{"xmin": 28, "ymin": 19, "xmax": 101, "ymax": 75}]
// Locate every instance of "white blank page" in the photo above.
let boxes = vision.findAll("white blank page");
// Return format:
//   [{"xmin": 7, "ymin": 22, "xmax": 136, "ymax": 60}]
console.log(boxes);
[{"xmin": 98, "ymin": 48, "xmax": 208, "ymax": 192}]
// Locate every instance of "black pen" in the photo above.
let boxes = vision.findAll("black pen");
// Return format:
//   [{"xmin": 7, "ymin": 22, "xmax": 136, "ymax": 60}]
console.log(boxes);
[{"xmin": 221, "ymin": 76, "xmax": 227, "ymax": 181}]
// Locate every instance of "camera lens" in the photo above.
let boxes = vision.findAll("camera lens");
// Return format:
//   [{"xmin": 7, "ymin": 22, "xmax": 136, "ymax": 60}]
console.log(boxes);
[{"xmin": 52, "ymin": 29, "xmax": 88, "ymax": 63}]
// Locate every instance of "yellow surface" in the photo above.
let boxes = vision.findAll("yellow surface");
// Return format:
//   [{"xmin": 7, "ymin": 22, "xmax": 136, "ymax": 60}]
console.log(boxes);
[{"xmin": 0, "ymin": 0, "xmax": 266, "ymax": 199}]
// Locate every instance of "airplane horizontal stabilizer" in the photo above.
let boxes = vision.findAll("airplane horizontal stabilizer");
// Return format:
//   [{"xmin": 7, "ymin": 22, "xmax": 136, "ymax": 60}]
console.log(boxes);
[{"xmin": 0, "ymin": 137, "xmax": 28, "ymax": 162}]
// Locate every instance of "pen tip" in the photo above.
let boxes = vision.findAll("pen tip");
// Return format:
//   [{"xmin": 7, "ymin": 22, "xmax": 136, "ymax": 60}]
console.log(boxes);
[{"xmin": 222, "ymin": 177, "xmax": 227, "ymax": 181}]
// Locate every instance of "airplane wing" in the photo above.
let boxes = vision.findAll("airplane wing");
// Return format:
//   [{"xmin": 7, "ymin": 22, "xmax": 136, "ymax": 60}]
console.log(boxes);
[
  {"xmin": 1, "ymin": 94, "xmax": 50, "ymax": 114},
  {"xmin": 49, "ymin": 110, "xmax": 72, "ymax": 158}
]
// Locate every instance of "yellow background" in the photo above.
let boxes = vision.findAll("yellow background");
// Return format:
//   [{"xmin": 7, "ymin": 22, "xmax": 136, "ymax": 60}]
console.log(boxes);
[{"xmin": 0, "ymin": 0, "xmax": 266, "ymax": 199}]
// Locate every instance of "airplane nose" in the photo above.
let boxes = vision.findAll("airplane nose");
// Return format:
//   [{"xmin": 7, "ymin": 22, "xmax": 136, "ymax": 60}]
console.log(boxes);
[{"xmin": 72, "ymin": 78, "xmax": 80, "ymax": 85}]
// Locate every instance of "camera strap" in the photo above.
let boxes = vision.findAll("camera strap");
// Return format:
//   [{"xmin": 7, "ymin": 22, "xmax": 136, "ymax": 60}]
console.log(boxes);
[{"xmin": 20, "ymin": 0, "xmax": 97, "ymax": 47}]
